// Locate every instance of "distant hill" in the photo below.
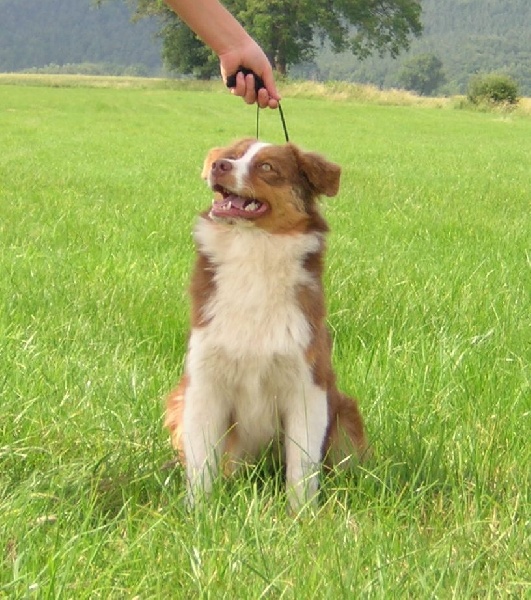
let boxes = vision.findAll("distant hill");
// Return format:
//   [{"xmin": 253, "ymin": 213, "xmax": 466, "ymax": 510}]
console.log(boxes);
[
  {"xmin": 310, "ymin": 0, "xmax": 531, "ymax": 95},
  {"xmin": 1, "ymin": 0, "xmax": 530, "ymax": 94},
  {"xmin": 0, "ymin": 0, "xmax": 162, "ymax": 75}
]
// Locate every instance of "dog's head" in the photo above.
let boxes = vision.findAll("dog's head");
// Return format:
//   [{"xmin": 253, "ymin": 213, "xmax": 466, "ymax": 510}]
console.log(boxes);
[{"xmin": 201, "ymin": 138, "xmax": 341, "ymax": 234}]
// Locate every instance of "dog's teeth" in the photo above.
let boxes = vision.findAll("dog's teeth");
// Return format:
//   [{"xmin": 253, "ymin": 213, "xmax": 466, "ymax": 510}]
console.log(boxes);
[
  {"xmin": 245, "ymin": 201, "xmax": 258, "ymax": 212},
  {"xmin": 227, "ymin": 201, "xmax": 232, "ymax": 210}
]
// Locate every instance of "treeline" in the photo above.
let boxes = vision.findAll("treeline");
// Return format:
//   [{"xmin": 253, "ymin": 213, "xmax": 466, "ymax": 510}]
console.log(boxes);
[
  {"xmin": 0, "ymin": 0, "xmax": 530, "ymax": 95},
  {"xmin": 309, "ymin": 0, "xmax": 531, "ymax": 94},
  {"xmin": 0, "ymin": 0, "xmax": 162, "ymax": 74},
  {"xmin": 21, "ymin": 62, "xmax": 153, "ymax": 77}
]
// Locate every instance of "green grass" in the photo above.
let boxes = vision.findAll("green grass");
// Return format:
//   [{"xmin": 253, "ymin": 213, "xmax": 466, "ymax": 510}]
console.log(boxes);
[{"xmin": 1, "ymin": 78, "xmax": 530, "ymax": 598}]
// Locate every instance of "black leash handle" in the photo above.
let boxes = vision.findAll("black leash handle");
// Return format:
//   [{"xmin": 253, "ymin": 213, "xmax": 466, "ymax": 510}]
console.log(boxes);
[
  {"xmin": 226, "ymin": 67, "xmax": 289, "ymax": 142},
  {"xmin": 226, "ymin": 66, "xmax": 266, "ymax": 94}
]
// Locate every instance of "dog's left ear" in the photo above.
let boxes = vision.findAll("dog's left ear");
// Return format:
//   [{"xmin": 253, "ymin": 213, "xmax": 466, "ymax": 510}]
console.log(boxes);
[
  {"xmin": 201, "ymin": 147, "xmax": 224, "ymax": 179},
  {"xmin": 291, "ymin": 145, "xmax": 341, "ymax": 197}
]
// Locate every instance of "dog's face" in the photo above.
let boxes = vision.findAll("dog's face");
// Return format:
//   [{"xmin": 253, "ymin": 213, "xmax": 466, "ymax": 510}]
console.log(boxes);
[{"xmin": 201, "ymin": 138, "xmax": 341, "ymax": 234}]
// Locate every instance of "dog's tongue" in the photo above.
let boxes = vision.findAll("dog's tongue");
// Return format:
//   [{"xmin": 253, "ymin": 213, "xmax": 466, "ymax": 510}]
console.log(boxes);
[
  {"xmin": 211, "ymin": 194, "xmax": 269, "ymax": 220},
  {"xmin": 223, "ymin": 195, "xmax": 250, "ymax": 211}
]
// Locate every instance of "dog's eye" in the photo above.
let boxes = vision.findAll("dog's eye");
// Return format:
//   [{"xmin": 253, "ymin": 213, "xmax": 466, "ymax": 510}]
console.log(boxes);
[{"xmin": 260, "ymin": 163, "xmax": 273, "ymax": 172}]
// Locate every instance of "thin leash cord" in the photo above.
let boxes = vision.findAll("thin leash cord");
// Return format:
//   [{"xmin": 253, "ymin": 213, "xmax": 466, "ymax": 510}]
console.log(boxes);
[
  {"xmin": 278, "ymin": 102, "xmax": 289, "ymax": 142},
  {"xmin": 255, "ymin": 102, "xmax": 289, "ymax": 142},
  {"xmin": 226, "ymin": 68, "xmax": 289, "ymax": 142}
]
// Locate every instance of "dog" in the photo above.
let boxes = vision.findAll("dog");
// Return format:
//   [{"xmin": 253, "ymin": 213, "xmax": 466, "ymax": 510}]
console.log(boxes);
[{"xmin": 165, "ymin": 138, "xmax": 367, "ymax": 511}]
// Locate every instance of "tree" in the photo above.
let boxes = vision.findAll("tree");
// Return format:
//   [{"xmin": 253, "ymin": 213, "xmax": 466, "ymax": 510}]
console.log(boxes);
[
  {"xmin": 467, "ymin": 72, "xmax": 519, "ymax": 106},
  {"xmin": 121, "ymin": 0, "xmax": 220, "ymax": 77},
  {"xmin": 160, "ymin": 16, "xmax": 219, "ymax": 79},
  {"xmin": 127, "ymin": 0, "xmax": 422, "ymax": 76},
  {"xmin": 397, "ymin": 53, "xmax": 446, "ymax": 95}
]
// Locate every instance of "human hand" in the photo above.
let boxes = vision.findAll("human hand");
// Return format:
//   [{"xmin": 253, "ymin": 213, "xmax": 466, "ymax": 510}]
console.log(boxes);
[{"xmin": 219, "ymin": 39, "xmax": 280, "ymax": 109}]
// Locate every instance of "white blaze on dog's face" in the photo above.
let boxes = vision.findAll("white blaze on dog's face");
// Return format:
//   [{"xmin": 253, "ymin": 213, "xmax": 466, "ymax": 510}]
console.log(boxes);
[{"xmin": 201, "ymin": 138, "xmax": 341, "ymax": 234}]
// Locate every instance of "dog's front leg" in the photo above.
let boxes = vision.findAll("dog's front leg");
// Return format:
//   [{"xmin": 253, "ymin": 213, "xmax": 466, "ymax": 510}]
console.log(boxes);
[
  {"xmin": 284, "ymin": 385, "xmax": 328, "ymax": 513},
  {"xmin": 182, "ymin": 381, "xmax": 230, "ymax": 508}
]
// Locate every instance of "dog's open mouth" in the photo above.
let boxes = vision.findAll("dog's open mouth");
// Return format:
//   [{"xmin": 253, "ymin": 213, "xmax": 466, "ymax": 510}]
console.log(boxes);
[{"xmin": 210, "ymin": 186, "xmax": 269, "ymax": 220}]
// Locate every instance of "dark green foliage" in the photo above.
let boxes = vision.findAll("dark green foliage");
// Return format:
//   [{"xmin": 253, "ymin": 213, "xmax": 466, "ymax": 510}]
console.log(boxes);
[
  {"xmin": 133, "ymin": 0, "xmax": 422, "ymax": 75},
  {"xmin": 159, "ymin": 14, "xmax": 219, "ymax": 78},
  {"xmin": 312, "ymin": 0, "xmax": 531, "ymax": 95},
  {"xmin": 397, "ymin": 53, "xmax": 446, "ymax": 95},
  {"xmin": 1, "ymin": 0, "xmax": 530, "ymax": 95},
  {"xmin": 467, "ymin": 73, "xmax": 520, "ymax": 106},
  {"xmin": 0, "ymin": 0, "xmax": 162, "ymax": 74},
  {"xmin": 20, "ymin": 62, "xmax": 151, "ymax": 77}
]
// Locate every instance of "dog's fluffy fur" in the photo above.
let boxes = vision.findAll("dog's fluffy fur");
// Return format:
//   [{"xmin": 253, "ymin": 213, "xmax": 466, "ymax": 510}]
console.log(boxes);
[{"xmin": 165, "ymin": 138, "xmax": 367, "ymax": 510}]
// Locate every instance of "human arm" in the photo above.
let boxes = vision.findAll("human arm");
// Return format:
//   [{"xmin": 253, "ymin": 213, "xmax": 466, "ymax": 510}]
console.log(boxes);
[{"xmin": 163, "ymin": 0, "xmax": 280, "ymax": 108}]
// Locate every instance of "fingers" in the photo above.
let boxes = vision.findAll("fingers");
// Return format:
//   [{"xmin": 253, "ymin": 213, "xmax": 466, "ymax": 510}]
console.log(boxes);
[
  {"xmin": 243, "ymin": 73, "xmax": 257, "ymax": 104},
  {"xmin": 257, "ymin": 88, "xmax": 279, "ymax": 109},
  {"xmin": 231, "ymin": 72, "xmax": 280, "ymax": 109},
  {"xmin": 260, "ymin": 70, "xmax": 281, "ymax": 104}
]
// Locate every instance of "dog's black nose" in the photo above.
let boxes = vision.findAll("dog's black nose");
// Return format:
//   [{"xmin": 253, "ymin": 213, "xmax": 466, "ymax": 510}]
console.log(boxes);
[{"xmin": 211, "ymin": 159, "xmax": 233, "ymax": 174}]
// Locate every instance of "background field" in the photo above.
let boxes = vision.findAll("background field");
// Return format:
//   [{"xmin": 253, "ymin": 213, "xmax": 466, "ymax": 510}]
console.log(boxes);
[{"xmin": 1, "ymin": 78, "xmax": 530, "ymax": 598}]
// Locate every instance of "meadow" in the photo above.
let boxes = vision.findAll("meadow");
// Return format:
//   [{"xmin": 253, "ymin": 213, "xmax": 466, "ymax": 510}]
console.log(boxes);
[{"xmin": 0, "ymin": 76, "xmax": 529, "ymax": 598}]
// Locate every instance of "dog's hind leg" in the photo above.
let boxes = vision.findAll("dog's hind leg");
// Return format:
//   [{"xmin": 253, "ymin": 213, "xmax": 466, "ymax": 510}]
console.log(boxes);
[
  {"xmin": 324, "ymin": 390, "xmax": 368, "ymax": 469},
  {"xmin": 165, "ymin": 376, "xmax": 188, "ymax": 464}
]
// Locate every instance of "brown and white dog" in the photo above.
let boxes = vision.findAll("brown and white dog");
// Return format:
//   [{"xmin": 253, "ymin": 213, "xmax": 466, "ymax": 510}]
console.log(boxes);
[{"xmin": 165, "ymin": 138, "xmax": 367, "ymax": 510}]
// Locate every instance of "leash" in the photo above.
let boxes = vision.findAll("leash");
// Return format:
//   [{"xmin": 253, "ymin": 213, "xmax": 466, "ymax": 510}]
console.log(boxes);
[{"xmin": 226, "ymin": 67, "xmax": 289, "ymax": 142}]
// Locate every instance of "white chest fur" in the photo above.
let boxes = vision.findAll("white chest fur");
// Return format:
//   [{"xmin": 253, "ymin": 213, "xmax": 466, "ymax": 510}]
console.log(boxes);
[
  {"xmin": 192, "ymin": 218, "xmax": 321, "ymax": 359},
  {"xmin": 183, "ymin": 219, "xmax": 329, "ymax": 506}
]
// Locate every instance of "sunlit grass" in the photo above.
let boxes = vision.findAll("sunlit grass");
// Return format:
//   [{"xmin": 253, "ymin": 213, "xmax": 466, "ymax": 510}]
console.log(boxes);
[
  {"xmin": 1, "ymin": 79, "xmax": 529, "ymax": 597},
  {"xmin": 2, "ymin": 73, "xmax": 530, "ymax": 115}
]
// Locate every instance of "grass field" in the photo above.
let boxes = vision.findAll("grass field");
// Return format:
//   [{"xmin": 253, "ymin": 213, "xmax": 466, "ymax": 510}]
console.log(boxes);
[{"xmin": 1, "ymin": 76, "xmax": 530, "ymax": 598}]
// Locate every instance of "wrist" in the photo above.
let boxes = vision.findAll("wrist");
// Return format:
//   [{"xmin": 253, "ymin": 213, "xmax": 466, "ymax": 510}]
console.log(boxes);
[{"xmin": 214, "ymin": 30, "xmax": 255, "ymax": 59}]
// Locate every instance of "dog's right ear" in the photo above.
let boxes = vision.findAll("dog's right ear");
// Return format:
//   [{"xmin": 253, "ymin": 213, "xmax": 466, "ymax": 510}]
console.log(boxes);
[
  {"xmin": 201, "ymin": 147, "xmax": 224, "ymax": 179},
  {"xmin": 289, "ymin": 144, "xmax": 341, "ymax": 198}
]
